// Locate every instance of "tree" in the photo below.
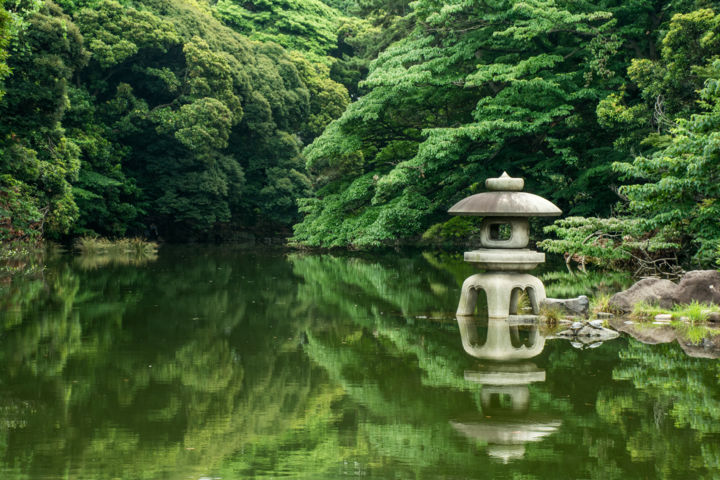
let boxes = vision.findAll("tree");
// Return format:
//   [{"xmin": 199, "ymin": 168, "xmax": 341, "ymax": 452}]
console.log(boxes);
[
  {"xmin": 0, "ymin": 1, "xmax": 88, "ymax": 241},
  {"xmin": 0, "ymin": 0, "xmax": 11, "ymax": 100},
  {"xmin": 613, "ymin": 60, "xmax": 720, "ymax": 266},
  {"xmin": 293, "ymin": 0, "xmax": 669, "ymax": 248},
  {"xmin": 543, "ymin": 8, "xmax": 720, "ymax": 269}
]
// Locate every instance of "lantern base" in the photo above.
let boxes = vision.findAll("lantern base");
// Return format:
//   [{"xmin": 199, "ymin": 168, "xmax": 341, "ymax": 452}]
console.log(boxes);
[{"xmin": 457, "ymin": 272, "xmax": 546, "ymax": 317}]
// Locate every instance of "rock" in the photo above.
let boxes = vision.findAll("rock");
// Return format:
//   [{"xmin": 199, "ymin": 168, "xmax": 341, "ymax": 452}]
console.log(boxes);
[
  {"xmin": 557, "ymin": 322, "xmax": 620, "ymax": 342},
  {"xmin": 507, "ymin": 314, "xmax": 541, "ymax": 324},
  {"xmin": 679, "ymin": 337, "xmax": 720, "ymax": 359},
  {"xmin": 596, "ymin": 312, "xmax": 614, "ymax": 319},
  {"xmin": 542, "ymin": 296, "xmax": 590, "ymax": 315},
  {"xmin": 608, "ymin": 318, "xmax": 720, "ymax": 358},
  {"xmin": 708, "ymin": 312, "xmax": 720, "ymax": 323},
  {"xmin": 675, "ymin": 270, "xmax": 720, "ymax": 304},
  {"xmin": 608, "ymin": 278, "xmax": 678, "ymax": 313},
  {"xmin": 608, "ymin": 318, "xmax": 676, "ymax": 344},
  {"xmin": 654, "ymin": 314, "xmax": 672, "ymax": 322}
]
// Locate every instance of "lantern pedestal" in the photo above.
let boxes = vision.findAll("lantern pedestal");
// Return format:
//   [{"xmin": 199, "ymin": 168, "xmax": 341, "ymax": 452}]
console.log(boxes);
[{"xmin": 456, "ymin": 273, "xmax": 546, "ymax": 317}]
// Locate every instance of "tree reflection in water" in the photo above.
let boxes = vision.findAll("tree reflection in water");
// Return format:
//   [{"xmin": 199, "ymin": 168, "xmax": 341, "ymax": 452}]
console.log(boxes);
[{"xmin": 0, "ymin": 249, "xmax": 717, "ymax": 479}]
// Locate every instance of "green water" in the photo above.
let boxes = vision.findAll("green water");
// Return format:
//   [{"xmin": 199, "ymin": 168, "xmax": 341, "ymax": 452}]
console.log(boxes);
[{"xmin": 0, "ymin": 247, "xmax": 718, "ymax": 480}]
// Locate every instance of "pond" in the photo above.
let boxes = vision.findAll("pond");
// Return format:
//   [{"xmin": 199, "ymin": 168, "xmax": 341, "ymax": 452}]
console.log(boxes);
[{"xmin": 0, "ymin": 247, "xmax": 718, "ymax": 479}]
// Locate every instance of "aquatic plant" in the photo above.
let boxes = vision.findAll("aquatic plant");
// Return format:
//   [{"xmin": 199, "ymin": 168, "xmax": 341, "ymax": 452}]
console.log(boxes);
[
  {"xmin": 539, "ymin": 304, "xmax": 563, "ymax": 324},
  {"xmin": 73, "ymin": 237, "xmax": 159, "ymax": 268}
]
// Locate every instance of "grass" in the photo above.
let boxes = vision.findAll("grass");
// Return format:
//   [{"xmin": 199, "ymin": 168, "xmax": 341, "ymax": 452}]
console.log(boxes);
[
  {"xmin": 74, "ymin": 237, "xmax": 158, "ymax": 268},
  {"xmin": 631, "ymin": 300, "xmax": 720, "ymax": 323},
  {"xmin": 516, "ymin": 290, "xmax": 531, "ymax": 312},
  {"xmin": 631, "ymin": 301, "xmax": 670, "ymax": 319},
  {"xmin": 589, "ymin": 293, "xmax": 624, "ymax": 315},
  {"xmin": 539, "ymin": 303, "xmax": 563, "ymax": 324}
]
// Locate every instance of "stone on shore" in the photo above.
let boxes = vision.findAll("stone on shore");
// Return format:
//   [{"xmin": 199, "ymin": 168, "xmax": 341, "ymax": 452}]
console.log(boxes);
[
  {"xmin": 542, "ymin": 296, "xmax": 590, "ymax": 316},
  {"xmin": 556, "ymin": 321, "xmax": 619, "ymax": 342},
  {"xmin": 608, "ymin": 278, "xmax": 678, "ymax": 313},
  {"xmin": 674, "ymin": 270, "xmax": 720, "ymax": 304},
  {"xmin": 608, "ymin": 270, "xmax": 720, "ymax": 314}
]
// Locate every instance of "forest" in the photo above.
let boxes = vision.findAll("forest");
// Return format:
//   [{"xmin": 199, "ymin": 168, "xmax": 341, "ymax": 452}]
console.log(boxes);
[{"xmin": 1, "ymin": 0, "xmax": 720, "ymax": 268}]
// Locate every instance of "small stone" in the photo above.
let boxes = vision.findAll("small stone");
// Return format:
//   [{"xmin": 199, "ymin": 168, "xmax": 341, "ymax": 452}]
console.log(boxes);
[
  {"xmin": 543, "ymin": 296, "xmax": 590, "ymax": 316},
  {"xmin": 624, "ymin": 320, "xmax": 635, "ymax": 324},
  {"xmin": 596, "ymin": 312, "xmax": 614, "ymax": 319},
  {"xmin": 589, "ymin": 320, "xmax": 604, "ymax": 328},
  {"xmin": 708, "ymin": 312, "xmax": 720, "ymax": 323},
  {"xmin": 679, "ymin": 316, "xmax": 690, "ymax": 322},
  {"xmin": 654, "ymin": 314, "xmax": 672, "ymax": 322}
]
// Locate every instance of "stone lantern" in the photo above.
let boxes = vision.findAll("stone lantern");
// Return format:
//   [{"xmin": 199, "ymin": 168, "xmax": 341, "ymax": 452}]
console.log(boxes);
[{"xmin": 448, "ymin": 172, "xmax": 561, "ymax": 317}]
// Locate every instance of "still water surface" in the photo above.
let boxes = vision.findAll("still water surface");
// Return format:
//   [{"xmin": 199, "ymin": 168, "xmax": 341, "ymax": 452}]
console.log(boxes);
[{"xmin": 0, "ymin": 247, "xmax": 718, "ymax": 479}]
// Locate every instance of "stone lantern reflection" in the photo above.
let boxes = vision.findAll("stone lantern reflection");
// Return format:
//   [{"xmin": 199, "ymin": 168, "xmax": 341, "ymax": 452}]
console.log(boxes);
[
  {"xmin": 449, "ymin": 172, "xmax": 561, "ymax": 317},
  {"xmin": 456, "ymin": 316, "xmax": 545, "ymax": 361},
  {"xmin": 451, "ymin": 317, "xmax": 561, "ymax": 463}
]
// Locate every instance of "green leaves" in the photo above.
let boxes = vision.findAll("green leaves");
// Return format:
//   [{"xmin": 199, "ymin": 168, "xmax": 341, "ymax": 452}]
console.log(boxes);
[
  {"xmin": 213, "ymin": 0, "xmax": 344, "ymax": 61},
  {"xmin": 613, "ymin": 62, "xmax": 720, "ymax": 265},
  {"xmin": 0, "ymin": 1, "xmax": 87, "ymax": 238},
  {"xmin": 0, "ymin": 0, "xmax": 11, "ymax": 100},
  {"xmin": 156, "ymin": 98, "xmax": 234, "ymax": 151},
  {"xmin": 292, "ymin": 0, "xmax": 633, "ymax": 248},
  {"xmin": 75, "ymin": 0, "xmax": 179, "ymax": 68}
]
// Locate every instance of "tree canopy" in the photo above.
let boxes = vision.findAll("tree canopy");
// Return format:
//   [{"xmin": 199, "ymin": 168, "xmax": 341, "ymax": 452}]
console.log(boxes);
[
  {"xmin": 1, "ymin": 0, "xmax": 719, "ymax": 266},
  {"xmin": 0, "ymin": 0, "xmax": 351, "ymax": 242}
]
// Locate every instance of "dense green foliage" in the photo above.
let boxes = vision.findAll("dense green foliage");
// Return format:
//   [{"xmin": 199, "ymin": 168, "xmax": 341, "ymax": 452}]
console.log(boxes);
[
  {"xmin": 0, "ymin": 0, "xmax": 352, "ymax": 242},
  {"xmin": 2, "ymin": 0, "xmax": 720, "ymax": 261},
  {"xmin": 540, "ymin": 7, "xmax": 720, "ymax": 269},
  {"xmin": 291, "ymin": 0, "xmax": 645, "ymax": 247},
  {"xmin": 290, "ymin": 0, "xmax": 720, "ymax": 263},
  {"xmin": 0, "ymin": 1, "xmax": 9, "ymax": 97}
]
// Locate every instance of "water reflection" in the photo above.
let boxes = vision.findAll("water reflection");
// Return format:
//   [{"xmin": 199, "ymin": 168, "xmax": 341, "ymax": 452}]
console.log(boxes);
[
  {"xmin": 452, "ymin": 317, "xmax": 561, "ymax": 462},
  {"xmin": 457, "ymin": 316, "xmax": 545, "ymax": 360},
  {"xmin": 0, "ymin": 249, "xmax": 719, "ymax": 479}
]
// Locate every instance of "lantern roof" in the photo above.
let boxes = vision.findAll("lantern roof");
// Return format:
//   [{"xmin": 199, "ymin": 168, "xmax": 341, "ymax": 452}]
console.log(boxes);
[{"xmin": 448, "ymin": 172, "xmax": 562, "ymax": 217}]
